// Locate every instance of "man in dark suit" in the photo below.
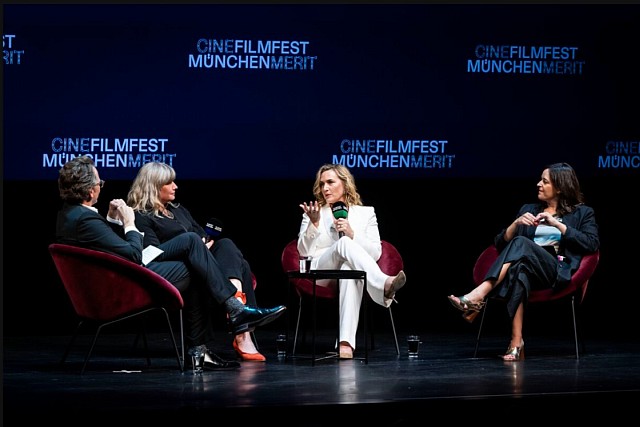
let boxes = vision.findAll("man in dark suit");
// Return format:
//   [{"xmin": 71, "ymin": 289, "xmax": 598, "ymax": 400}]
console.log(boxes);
[{"xmin": 56, "ymin": 156, "xmax": 285, "ymax": 369}]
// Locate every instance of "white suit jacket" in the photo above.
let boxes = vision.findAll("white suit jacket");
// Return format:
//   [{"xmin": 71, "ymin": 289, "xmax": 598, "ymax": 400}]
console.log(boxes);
[{"xmin": 297, "ymin": 205, "xmax": 382, "ymax": 267}]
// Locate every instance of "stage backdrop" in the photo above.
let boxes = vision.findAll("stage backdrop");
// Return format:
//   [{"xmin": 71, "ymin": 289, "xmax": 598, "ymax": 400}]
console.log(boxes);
[
  {"xmin": 3, "ymin": 4, "xmax": 639, "ymax": 339},
  {"xmin": 4, "ymin": 4, "xmax": 639, "ymax": 182}
]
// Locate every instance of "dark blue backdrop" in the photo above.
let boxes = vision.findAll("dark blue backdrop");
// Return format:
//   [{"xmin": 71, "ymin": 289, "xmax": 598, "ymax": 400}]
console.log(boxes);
[{"xmin": 4, "ymin": 4, "xmax": 639, "ymax": 181}]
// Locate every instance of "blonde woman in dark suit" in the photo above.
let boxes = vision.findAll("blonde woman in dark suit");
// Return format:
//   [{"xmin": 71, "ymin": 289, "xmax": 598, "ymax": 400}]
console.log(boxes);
[{"xmin": 128, "ymin": 161, "xmax": 276, "ymax": 362}]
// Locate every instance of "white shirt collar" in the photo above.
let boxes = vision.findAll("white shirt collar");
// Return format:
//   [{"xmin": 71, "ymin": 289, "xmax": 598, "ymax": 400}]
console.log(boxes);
[{"xmin": 81, "ymin": 204, "xmax": 99, "ymax": 213}]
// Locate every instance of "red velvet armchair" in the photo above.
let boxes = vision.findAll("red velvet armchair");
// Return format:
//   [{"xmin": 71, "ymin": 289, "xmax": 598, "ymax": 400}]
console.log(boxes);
[
  {"xmin": 471, "ymin": 245, "xmax": 600, "ymax": 359},
  {"xmin": 49, "ymin": 243, "xmax": 185, "ymax": 374}
]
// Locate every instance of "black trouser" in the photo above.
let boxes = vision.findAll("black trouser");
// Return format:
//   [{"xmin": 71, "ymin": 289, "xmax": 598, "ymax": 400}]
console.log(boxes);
[
  {"xmin": 147, "ymin": 232, "xmax": 238, "ymax": 346},
  {"xmin": 210, "ymin": 238, "xmax": 257, "ymax": 307},
  {"xmin": 484, "ymin": 236, "xmax": 558, "ymax": 318}
]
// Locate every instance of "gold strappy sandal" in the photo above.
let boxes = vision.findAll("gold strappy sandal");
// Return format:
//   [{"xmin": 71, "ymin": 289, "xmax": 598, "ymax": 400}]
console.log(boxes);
[
  {"xmin": 500, "ymin": 340, "xmax": 525, "ymax": 361},
  {"xmin": 447, "ymin": 295, "xmax": 486, "ymax": 323}
]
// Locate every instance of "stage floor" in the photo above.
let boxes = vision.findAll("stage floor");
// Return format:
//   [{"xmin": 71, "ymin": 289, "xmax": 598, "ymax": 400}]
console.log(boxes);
[{"xmin": 4, "ymin": 329, "xmax": 639, "ymax": 424}]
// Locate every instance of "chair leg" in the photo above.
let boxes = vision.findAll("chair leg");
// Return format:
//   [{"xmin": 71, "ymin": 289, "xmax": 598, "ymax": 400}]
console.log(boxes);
[
  {"xmin": 76, "ymin": 308, "xmax": 181, "ymax": 374},
  {"xmin": 81, "ymin": 324, "xmax": 105, "ymax": 375},
  {"xmin": 366, "ymin": 295, "xmax": 378, "ymax": 352},
  {"xmin": 571, "ymin": 296, "xmax": 580, "ymax": 360},
  {"xmin": 366, "ymin": 294, "xmax": 399, "ymax": 355},
  {"xmin": 82, "ymin": 311, "xmax": 153, "ymax": 374},
  {"xmin": 178, "ymin": 309, "xmax": 184, "ymax": 370},
  {"xmin": 132, "ymin": 308, "xmax": 184, "ymax": 369},
  {"xmin": 139, "ymin": 319, "xmax": 151, "ymax": 367},
  {"xmin": 131, "ymin": 316, "xmax": 152, "ymax": 367},
  {"xmin": 159, "ymin": 307, "xmax": 183, "ymax": 372},
  {"xmin": 61, "ymin": 320, "xmax": 84, "ymax": 365},
  {"xmin": 293, "ymin": 296, "xmax": 303, "ymax": 356},
  {"xmin": 134, "ymin": 308, "xmax": 183, "ymax": 371},
  {"xmin": 369, "ymin": 306, "xmax": 376, "ymax": 350},
  {"xmin": 473, "ymin": 299, "xmax": 489, "ymax": 358},
  {"xmin": 472, "ymin": 297, "xmax": 583, "ymax": 359},
  {"xmin": 388, "ymin": 306, "xmax": 400, "ymax": 355}
]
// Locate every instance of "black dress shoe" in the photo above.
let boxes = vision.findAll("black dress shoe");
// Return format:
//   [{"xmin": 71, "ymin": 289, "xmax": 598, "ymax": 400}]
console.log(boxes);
[
  {"xmin": 203, "ymin": 351, "xmax": 240, "ymax": 370},
  {"xmin": 229, "ymin": 305, "xmax": 286, "ymax": 335},
  {"xmin": 188, "ymin": 345, "xmax": 240, "ymax": 370}
]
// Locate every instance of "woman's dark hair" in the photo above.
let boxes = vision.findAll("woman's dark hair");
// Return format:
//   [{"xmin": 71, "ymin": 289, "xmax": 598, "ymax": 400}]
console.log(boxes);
[{"xmin": 546, "ymin": 162, "xmax": 584, "ymax": 216}]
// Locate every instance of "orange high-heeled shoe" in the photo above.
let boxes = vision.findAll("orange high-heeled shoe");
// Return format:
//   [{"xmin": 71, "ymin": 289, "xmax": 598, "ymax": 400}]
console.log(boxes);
[
  {"xmin": 230, "ymin": 291, "xmax": 266, "ymax": 361},
  {"xmin": 232, "ymin": 338, "xmax": 266, "ymax": 362},
  {"xmin": 500, "ymin": 340, "xmax": 525, "ymax": 361}
]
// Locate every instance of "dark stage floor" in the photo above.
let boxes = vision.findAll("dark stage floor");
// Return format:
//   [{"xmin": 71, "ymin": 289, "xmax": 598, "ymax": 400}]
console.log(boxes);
[{"xmin": 3, "ymin": 328, "xmax": 640, "ymax": 424}]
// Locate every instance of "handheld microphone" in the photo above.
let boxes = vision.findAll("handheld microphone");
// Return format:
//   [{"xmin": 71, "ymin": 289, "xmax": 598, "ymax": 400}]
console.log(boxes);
[
  {"xmin": 331, "ymin": 202, "xmax": 348, "ymax": 238},
  {"xmin": 204, "ymin": 217, "xmax": 224, "ymax": 242}
]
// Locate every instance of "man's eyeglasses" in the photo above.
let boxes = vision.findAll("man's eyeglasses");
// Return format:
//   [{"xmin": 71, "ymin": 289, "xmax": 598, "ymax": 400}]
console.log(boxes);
[{"xmin": 96, "ymin": 179, "xmax": 105, "ymax": 188}]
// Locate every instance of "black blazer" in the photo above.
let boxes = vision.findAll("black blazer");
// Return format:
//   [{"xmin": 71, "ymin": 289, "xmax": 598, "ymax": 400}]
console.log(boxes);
[
  {"xmin": 494, "ymin": 203, "xmax": 600, "ymax": 285},
  {"xmin": 55, "ymin": 203, "xmax": 144, "ymax": 264},
  {"xmin": 134, "ymin": 204, "xmax": 206, "ymax": 248}
]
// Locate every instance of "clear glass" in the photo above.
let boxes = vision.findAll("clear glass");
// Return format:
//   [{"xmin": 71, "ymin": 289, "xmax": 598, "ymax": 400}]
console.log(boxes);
[
  {"xmin": 299, "ymin": 256, "xmax": 312, "ymax": 273},
  {"xmin": 407, "ymin": 335, "xmax": 420, "ymax": 358},
  {"xmin": 188, "ymin": 345, "xmax": 205, "ymax": 374},
  {"xmin": 276, "ymin": 334, "xmax": 287, "ymax": 357}
]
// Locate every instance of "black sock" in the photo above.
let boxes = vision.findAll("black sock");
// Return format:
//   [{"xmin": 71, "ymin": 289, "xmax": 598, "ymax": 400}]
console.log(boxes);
[{"xmin": 225, "ymin": 295, "xmax": 244, "ymax": 317}]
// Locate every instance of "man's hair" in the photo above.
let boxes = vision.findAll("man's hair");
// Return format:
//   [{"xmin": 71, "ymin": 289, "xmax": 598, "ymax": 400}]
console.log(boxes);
[{"xmin": 58, "ymin": 155, "xmax": 97, "ymax": 204}]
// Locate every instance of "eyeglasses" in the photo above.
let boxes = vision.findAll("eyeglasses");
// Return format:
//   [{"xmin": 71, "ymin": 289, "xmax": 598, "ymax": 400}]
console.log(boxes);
[{"xmin": 96, "ymin": 179, "xmax": 105, "ymax": 188}]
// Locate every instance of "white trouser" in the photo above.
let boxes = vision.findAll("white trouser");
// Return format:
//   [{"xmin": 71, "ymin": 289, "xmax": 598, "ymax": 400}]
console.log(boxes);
[{"xmin": 315, "ymin": 238, "xmax": 392, "ymax": 350}]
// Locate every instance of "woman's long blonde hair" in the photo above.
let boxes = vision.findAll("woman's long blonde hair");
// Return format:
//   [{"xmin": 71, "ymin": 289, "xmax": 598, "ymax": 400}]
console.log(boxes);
[
  {"xmin": 313, "ymin": 163, "xmax": 363, "ymax": 207},
  {"xmin": 127, "ymin": 162, "xmax": 178, "ymax": 216}
]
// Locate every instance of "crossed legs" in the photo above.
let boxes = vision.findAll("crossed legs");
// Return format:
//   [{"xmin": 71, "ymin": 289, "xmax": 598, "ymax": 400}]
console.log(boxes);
[{"xmin": 448, "ymin": 261, "xmax": 525, "ymax": 360}]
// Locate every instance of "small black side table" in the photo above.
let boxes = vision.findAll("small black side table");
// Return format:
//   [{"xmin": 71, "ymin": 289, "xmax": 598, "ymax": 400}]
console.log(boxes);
[{"xmin": 286, "ymin": 269, "xmax": 368, "ymax": 365}]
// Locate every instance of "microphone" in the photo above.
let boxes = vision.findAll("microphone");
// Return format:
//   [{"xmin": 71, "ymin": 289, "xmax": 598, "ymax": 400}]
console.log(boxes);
[
  {"xmin": 331, "ymin": 202, "xmax": 348, "ymax": 238},
  {"xmin": 204, "ymin": 217, "xmax": 224, "ymax": 242}
]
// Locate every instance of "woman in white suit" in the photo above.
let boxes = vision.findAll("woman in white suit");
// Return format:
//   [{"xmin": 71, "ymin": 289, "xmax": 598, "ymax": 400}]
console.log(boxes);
[{"xmin": 298, "ymin": 163, "xmax": 406, "ymax": 359}]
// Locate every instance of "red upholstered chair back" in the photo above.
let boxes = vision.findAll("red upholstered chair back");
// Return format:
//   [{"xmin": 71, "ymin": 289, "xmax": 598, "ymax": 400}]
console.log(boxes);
[
  {"xmin": 49, "ymin": 243, "xmax": 183, "ymax": 321},
  {"xmin": 49, "ymin": 243, "xmax": 185, "ymax": 373},
  {"xmin": 377, "ymin": 240, "xmax": 405, "ymax": 276},
  {"xmin": 472, "ymin": 245, "xmax": 599, "ymax": 304}
]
